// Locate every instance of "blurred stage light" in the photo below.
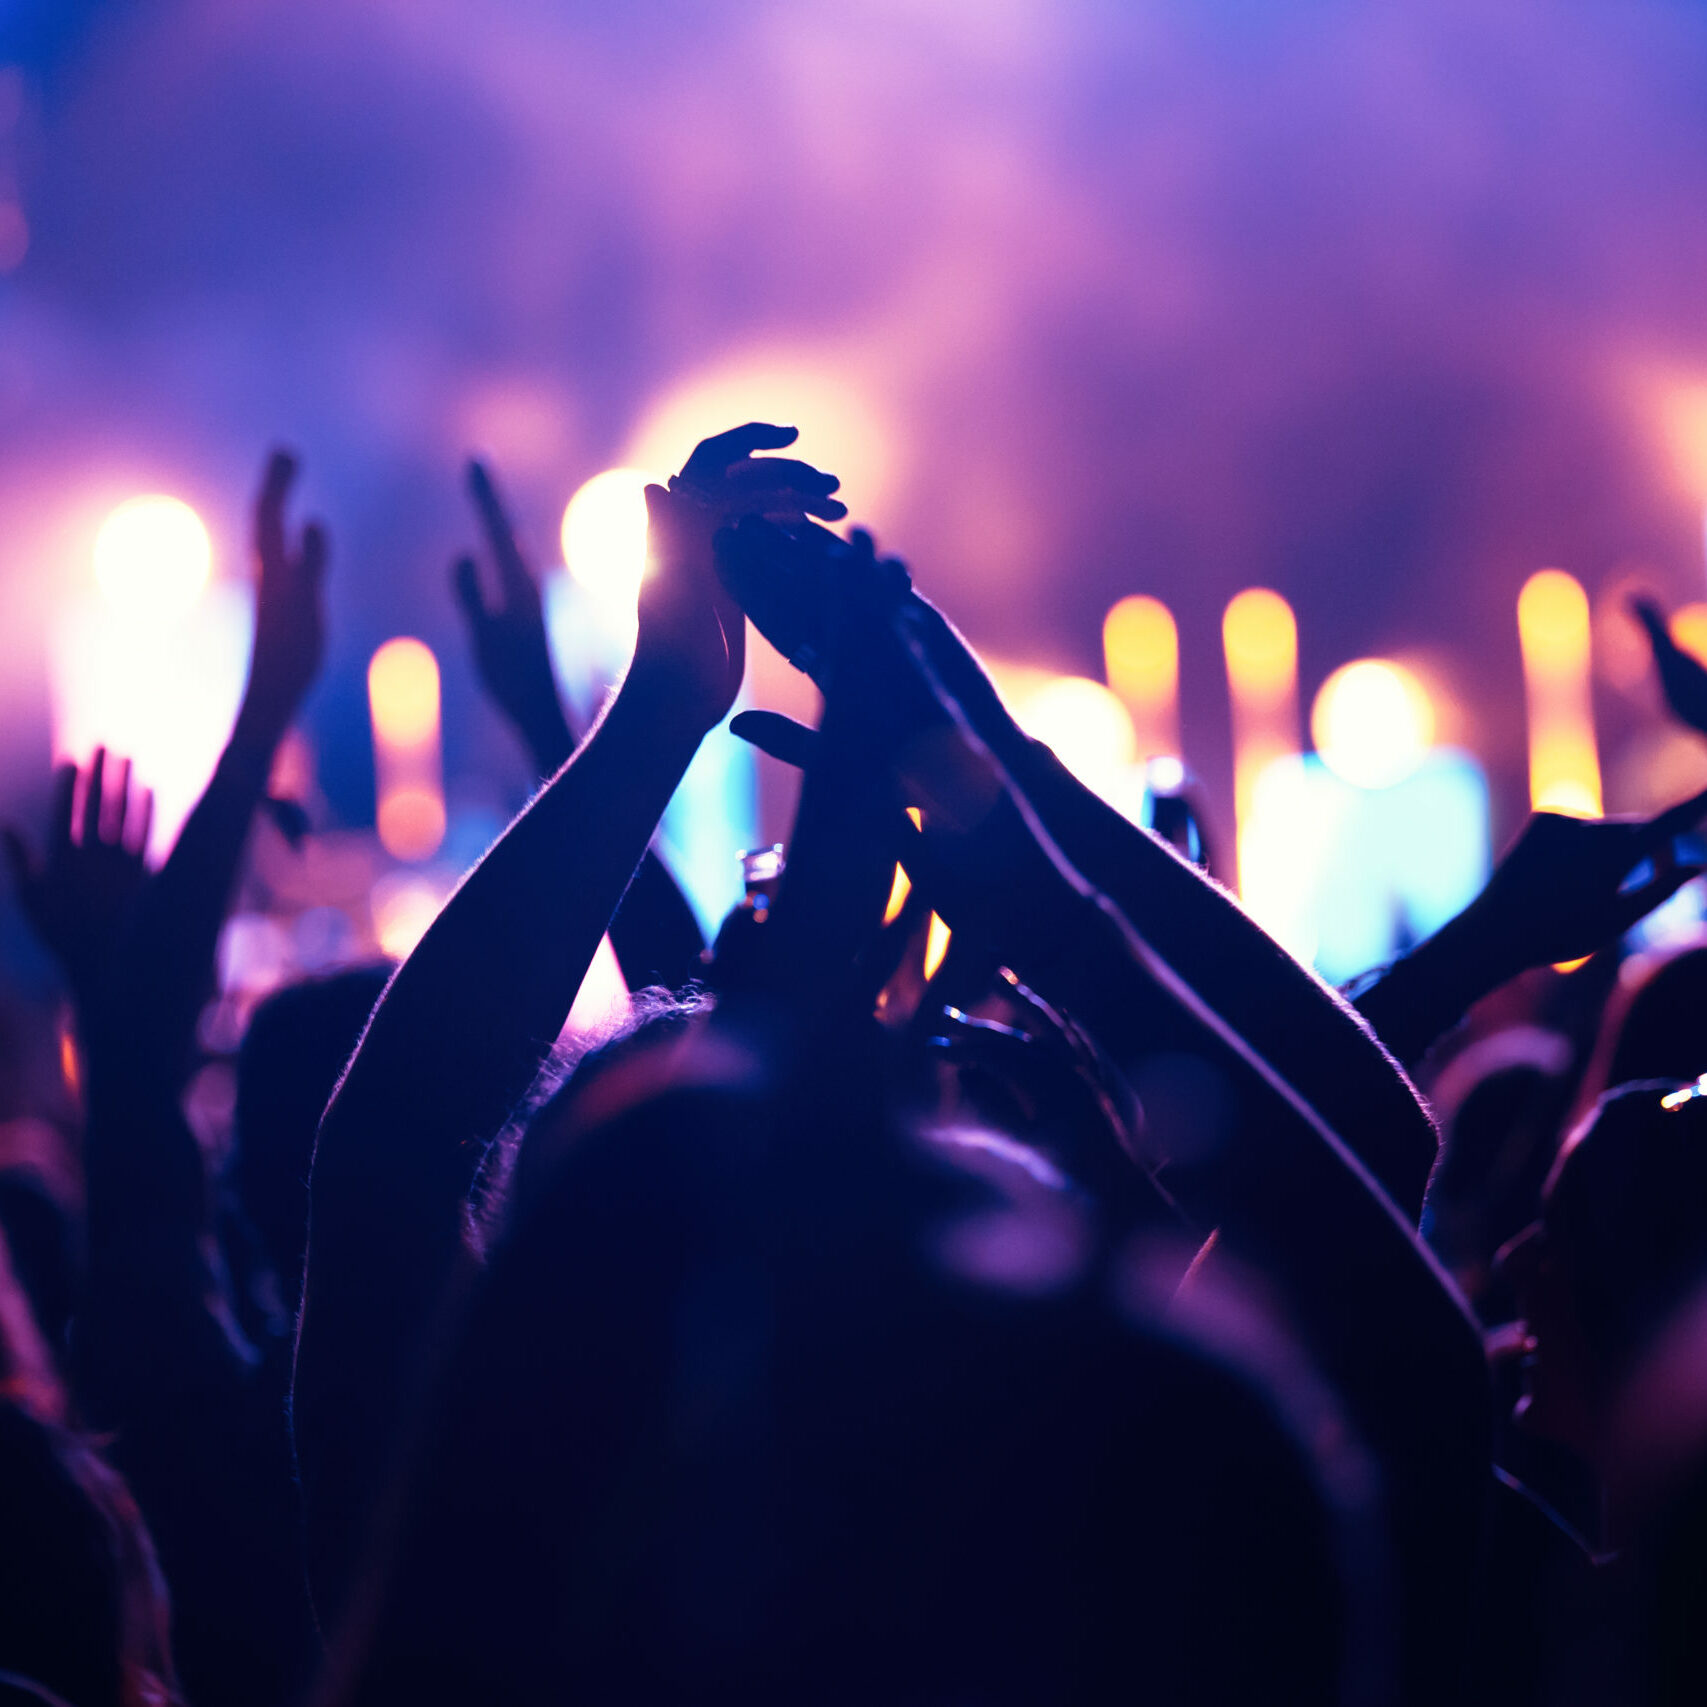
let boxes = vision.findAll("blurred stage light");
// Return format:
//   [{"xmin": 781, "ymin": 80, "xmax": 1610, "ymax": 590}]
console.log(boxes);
[
  {"xmin": 93, "ymin": 494, "xmax": 212, "ymax": 621},
  {"xmin": 367, "ymin": 635, "xmax": 440, "ymax": 746},
  {"xmin": 370, "ymin": 871, "xmax": 449, "ymax": 960},
  {"xmin": 1672, "ymin": 602, "xmax": 1707, "ymax": 666},
  {"xmin": 561, "ymin": 468, "xmax": 653, "ymax": 620},
  {"xmin": 368, "ymin": 638, "xmax": 446, "ymax": 862},
  {"xmin": 1310, "ymin": 658, "xmax": 1435, "ymax": 790},
  {"xmin": 1517, "ymin": 569, "xmax": 1601, "ymax": 817},
  {"xmin": 884, "ymin": 862, "xmax": 912, "ymax": 925},
  {"xmin": 53, "ymin": 495, "xmax": 247, "ymax": 858},
  {"xmin": 1012, "ymin": 674, "xmax": 1137, "ymax": 805},
  {"xmin": 1223, "ymin": 587, "xmax": 1300, "ymax": 903},
  {"xmin": 1103, "ymin": 594, "xmax": 1179, "ymax": 760},
  {"xmin": 924, "ymin": 912, "xmax": 951, "ymax": 981},
  {"xmin": 564, "ymin": 934, "xmax": 632, "ymax": 1044}
]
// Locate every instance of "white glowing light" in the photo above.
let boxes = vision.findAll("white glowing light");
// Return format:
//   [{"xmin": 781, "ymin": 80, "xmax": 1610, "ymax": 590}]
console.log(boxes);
[
  {"xmin": 1013, "ymin": 675, "xmax": 1138, "ymax": 804},
  {"xmin": 564, "ymin": 933, "xmax": 632, "ymax": 1044},
  {"xmin": 561, "ymin": 468, "xmax": 653, "ymax": 619},
  {"xmin": 625, "ymin": 354, "xmax": 894, "ymax": 521},
  {"xmin": 1311, "ymin": 659, "xmax": 1436, "ymax": 791},
  {"xmin": 93, "ymin": 495, "xmax": 213, "ymax": 621},
  {"xmin": 50, "ymin": 582, "xmax": 252, "ymax": 859},
  {"xmin": 371, "ymin": 872, "xmax": 450, "ymax": 960},
  {"xmin": 1145, "ymin": 754, "xmax": 1187, "ymax": 794}
]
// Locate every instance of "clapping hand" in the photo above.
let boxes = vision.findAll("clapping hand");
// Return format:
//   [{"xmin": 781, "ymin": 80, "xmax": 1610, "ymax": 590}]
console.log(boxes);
[
  {"xmin": 5, "ymin": 748, "xmax": 152, "ymax": 1011},
  {"xmin": 635, "ymin": 424, "xmax": 843, "ymax": 736},
  {"xmin": 453, "ymin": 460, "xmax": 576, "ymax": 773}
]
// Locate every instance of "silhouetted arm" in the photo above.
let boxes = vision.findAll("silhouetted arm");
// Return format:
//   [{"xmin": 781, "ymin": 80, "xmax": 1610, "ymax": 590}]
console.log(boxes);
[
  {"xmin": 1354, "ymin": 792, "xmax": 1707, "ymax": 1067},
  {"xmin": 295, "ymin": 426, "xmax": 842, "ymax": 1621},
  {"xmin": 718, "ymin": 517, "xmax": 1439, "ymax": 1220},
  {"xmin": 452, "ymin": 457, "xmax": 706, "ymax": 989}
]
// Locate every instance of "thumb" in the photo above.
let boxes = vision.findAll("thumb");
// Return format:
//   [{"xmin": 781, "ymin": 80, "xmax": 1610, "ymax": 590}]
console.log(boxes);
[{"xmin": 730, "ymin": 709, "xmax": 819, "ymax": 770}]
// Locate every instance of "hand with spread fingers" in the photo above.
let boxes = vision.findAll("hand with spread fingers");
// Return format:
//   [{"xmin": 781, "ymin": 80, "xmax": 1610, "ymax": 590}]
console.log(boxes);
[
  {"xmin": 234, "ymin": 449, "xmax": 329, "ymax": 756},
  {"xmin": 453, "ymin": 460, "xmax": 577, "ymax": 774},
  {"xmin": 1632, "ymin": 597, "xmax": 1707, "ymax": 737},
  {"xmin": 4, "ymin": 748, "xmax": 152, "ymax": 1014}
]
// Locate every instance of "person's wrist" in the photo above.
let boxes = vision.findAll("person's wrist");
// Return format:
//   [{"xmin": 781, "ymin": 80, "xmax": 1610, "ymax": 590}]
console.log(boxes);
[
  {"xmin": 609, "ymin": 659, "xmax": 718, "ymax": 749},
  {"xmin": 229, "ymin": 695, "xmax": 291, "ymax": 770}
]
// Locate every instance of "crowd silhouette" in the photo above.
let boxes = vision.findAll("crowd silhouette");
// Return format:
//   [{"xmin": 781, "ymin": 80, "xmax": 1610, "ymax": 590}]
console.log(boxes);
[{"xmin": 3, "ymin": 422, "xmax": 1707, "ymax": 1703}]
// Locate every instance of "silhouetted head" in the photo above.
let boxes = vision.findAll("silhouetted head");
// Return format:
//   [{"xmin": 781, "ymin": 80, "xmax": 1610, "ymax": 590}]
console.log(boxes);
[
  {"xmin": 327, "ymin": 1003, "xmax": 1384, "ymax": 1705},
  {"xmin": 0, "ymin": 1230, "xmax": 176, "ymax": 1707},
  {"xmin": 1425, "ymin": 1028, "xmax": 1573, "ymax": 1310},
  {"xmin": 1502, "ymin": 1081, "xmax": 1707, "ymax": 1464},
  {"xmin": 233, "ymin": 964, "xmax": 392, "ymax": 1296}
]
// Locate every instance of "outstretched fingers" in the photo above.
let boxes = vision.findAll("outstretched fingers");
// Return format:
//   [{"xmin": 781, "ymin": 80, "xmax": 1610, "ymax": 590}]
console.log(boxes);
[
  {"xmin": 80, "ymin": 749, "xmax": 107, "ymax": 849},
  {"xmin": 46, "ymin": 763, "xmax": 76, "ymax": 858},
  {"xmin": 681, "ymin": 422, "xmax": 799, "ymax": 481},
  {"xmin": 467, "ymin": 460, "xmax": 532, "ymax": 605},
  {"xmin": 452, "ymin": 554, "xmax": 488, "ymax": 624},
  {"xmin": 256, "ymin": 448, "xmax": 299, "ymax": 573}
]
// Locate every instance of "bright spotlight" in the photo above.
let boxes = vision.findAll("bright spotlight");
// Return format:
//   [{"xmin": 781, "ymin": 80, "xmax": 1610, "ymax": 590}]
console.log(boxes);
[
  {"xmin": 367, "ymin": 637, "xmax": 441, "ymax": 747},
  {"xmin": 367, "ymin": 638, "xmax": 445, "ymax": 862},
  {"xmin": 561, "ymin": 469, "xmax": 653, "ymax": 617},
  {"xmin": 1311, "ymin": 659, "xmax": 1436, "ymax": 791},
  {"xmin": 1013, "ymin": 675, "xmax": 1138, "ymax": 804},
  {"xmin": 1517, "ymin": 569, "xmax": 1601, "ymax": 816},
  {"xmin": 93, "ymin": 495, "xmax": 212, "ymax": 620}
]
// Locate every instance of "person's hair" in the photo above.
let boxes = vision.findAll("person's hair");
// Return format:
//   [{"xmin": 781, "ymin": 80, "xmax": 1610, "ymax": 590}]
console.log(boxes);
[
  {"xmin": 233, "ymin": 963, "xmax": 393, "ymax": 1293},
  {"xmin": 324, "ymin": 1006, "xmax": 1384, "ymax": 1704},
  {"xmin": 1544, "ymin": 1081, "xmax": 1707, "ymax": 1390},
  {"xmin": 0, "ymin": 1230, "xmax": 177, "ymax": 1707}
]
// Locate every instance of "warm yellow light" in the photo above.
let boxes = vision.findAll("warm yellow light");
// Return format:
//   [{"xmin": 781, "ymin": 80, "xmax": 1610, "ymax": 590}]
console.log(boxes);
[
  {"xmin": 884, "ymin": 863, "xmax": 912, "ymax": 925},
  {"xmin": 1518, "ymin": 570, "xmax": 1592, "ymax": 677},
  {"xmin": 368, "ymin": 638, "xmax": 441, "ymax": 748},
  {"xmin": 371, "ymin": 872, "xmax": 447, "ymax": 959},
  {"xmin": 376, "ymin": 787, "xmax": 447, "ymax": 863},
  {"xmin": 1223, "ymin": 588, "xmax": 1297, "ymax": 698},
  {"xmin": 1104, "ymin": 594, "xmax": 1179, "ymax": 760},
  {"xmin": 561, "ymin": 468, "xmax": 653, "ymax": 615},
  {"xmin": 1223, "ymin": 588, "xmax": 1301, "ymax": 899},
  {"xmin": 1310, "ymin": 659, "xmax": 1436, "ymax": 791},
  {"xmin": 924, "ymin": 912, "xmax": 951, "ymax": 981},
  {"xmin": 1518, "ymin": 570, "xmax": 1601, "ymax": 817},
  {"xmin": 369, "ymin": 638, "xmax": 445, "ymax": 861},
  {"xmin": 1013, "ymin": 675, "xmax": 1137, "ymax": 802},
  {"xmin": 1672, "ymin": 602, "xmax": 1707, "ymax": 667},
  {"xmin": 94, "ymin": 495, "xmax": 212, "ymax": 619},
  {"xmin": 1660, "ymin": 384, "xmax": 1707, "ymax": 498},
  {"xmin": 624, "ymin": 355, "xmax": 894, "ymax": 522}
]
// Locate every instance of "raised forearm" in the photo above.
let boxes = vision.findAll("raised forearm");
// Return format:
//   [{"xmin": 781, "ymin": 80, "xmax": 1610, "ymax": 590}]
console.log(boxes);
[{"xmin": 1351, "ymin": 902, "xmax": 1519, "ymax": 1070}]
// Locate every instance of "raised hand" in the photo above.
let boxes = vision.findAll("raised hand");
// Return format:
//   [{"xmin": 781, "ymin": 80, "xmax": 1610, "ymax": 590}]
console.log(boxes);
[
  {"xmin": 1632, "ymin": 597, "xmax": 1707, "ymax": 736},
  {"xmin": 4, "ymin": 748, "xmax": 152, "ymax": 1009},
  {"xmin": 635, "ymin": 424, "xmax": 843, "ymax": 735},
  {"xmin": 1463, "ymin": 790, "xmax": 1707, "ymax": 976},
  {"xmin": 453, "ymin": 460, "xmax": 576, "ymax": 773},
  {"xmin": 234, "ymin": 449, "xmax": 328, "ymax": 754}
]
